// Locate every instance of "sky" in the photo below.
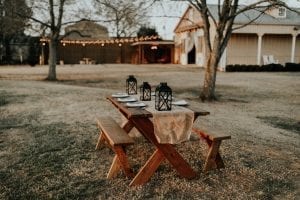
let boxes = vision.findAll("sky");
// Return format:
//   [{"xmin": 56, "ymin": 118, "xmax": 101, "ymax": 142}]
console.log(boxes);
[
  {"xmin": 148, "ymin": 0, "xmax": 300, "ymax": 40},
  {"xmin": 29, "ymin": 0, "xmax": 300, "ymax": 39}
]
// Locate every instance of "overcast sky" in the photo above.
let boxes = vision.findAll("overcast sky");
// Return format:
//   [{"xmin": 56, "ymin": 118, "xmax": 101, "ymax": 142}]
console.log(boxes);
[
  {"xmin": 148, "ymin": 0, "xmax": 300, "ymax": 39},
  {"xmin": 30, "ymin": 0, "xmax": 300, "ymax": 39}
]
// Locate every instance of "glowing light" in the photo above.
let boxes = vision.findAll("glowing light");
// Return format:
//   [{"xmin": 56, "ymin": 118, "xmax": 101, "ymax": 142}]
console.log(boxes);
[{"xmin": 40, "ymin": 35, "xmax": 161, "ymax": 45}]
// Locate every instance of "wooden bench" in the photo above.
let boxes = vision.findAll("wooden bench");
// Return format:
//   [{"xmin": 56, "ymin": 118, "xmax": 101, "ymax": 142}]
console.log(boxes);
[
  {"xmin": 192, "ymin": 126, "xmax": 231, "ymax": 172},
  {"xmin": 96, "ymin": 116, "xmax": 134, "ymax": 179}
]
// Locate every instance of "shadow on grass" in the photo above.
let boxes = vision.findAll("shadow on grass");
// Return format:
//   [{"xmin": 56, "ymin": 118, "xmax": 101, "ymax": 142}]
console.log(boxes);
[
  {"xmin": 173, "ymin": 86, "xmax": 250, "ymax": 103},
  {"xmin": 257, "ymin": 116, "xmax": 300, "ymax": 134},
  {"xmin": 57, "ymin": 79, "xmax": 122, "ymax": 89},
  {"xmin": 0, "ymin": 90, "xmax": 27, "ymax": 107}
]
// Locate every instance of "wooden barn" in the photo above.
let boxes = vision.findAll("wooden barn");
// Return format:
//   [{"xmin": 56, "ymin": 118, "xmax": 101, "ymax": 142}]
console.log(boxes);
[{"xmin": 40, "ymin": 20, "xmax": 174, "ymax": 65}]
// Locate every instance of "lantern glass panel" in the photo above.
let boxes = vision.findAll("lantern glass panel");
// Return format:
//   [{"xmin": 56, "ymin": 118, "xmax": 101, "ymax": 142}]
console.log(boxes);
[
  {"xmin": 140, "ymin": 82, "xmax": 151, "ymax": 101},
  {"xmin": 126, "ymin": 75, "xmax": 137, "ymax": 95},
  {"xmin": 155, "ymin": 82, "xmax": 172, "ymax": 111}
]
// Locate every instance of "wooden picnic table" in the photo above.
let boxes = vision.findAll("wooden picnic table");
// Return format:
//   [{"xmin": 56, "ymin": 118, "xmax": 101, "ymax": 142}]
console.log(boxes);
[{"xmin": 106, "ymin": 96, "xmax": 210, "ymax": 186}]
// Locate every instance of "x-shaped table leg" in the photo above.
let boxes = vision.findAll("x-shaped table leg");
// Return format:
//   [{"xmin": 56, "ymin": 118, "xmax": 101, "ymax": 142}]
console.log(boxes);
[{"xmin": 129, "ymin": 117, "xmax": 197, "ymax": 186}]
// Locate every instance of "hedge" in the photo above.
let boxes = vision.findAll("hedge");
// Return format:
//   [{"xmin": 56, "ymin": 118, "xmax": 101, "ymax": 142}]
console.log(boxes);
[{"xmin": 226, "ymin": 63, "xmax": 300, "ymax": 72}]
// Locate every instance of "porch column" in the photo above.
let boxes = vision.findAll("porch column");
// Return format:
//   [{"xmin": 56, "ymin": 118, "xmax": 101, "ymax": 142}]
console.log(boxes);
[
  {"xmin": 290, "ymin": 33, "xmax": 297, "ymax": 63},
  {"xmin": 138, "ymin": 44, "xmax": 141, "ymax": 64},
  {"xmin": 257, "ymin": 33, "xmax": 263, "ymax": 65}
]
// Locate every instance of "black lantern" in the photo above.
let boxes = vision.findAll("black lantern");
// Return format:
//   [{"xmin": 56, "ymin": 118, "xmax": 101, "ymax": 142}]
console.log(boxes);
[
  {"xmin": 155, "ymin": 82, "xmax": 172, "ymax": 111},
  {"xmin": 126, "ymin": 75, "xmax": 137, "ymax": 95},
  {"xmin": 140, "ymin": 82, "xmax": 151, "ymax": 101}
]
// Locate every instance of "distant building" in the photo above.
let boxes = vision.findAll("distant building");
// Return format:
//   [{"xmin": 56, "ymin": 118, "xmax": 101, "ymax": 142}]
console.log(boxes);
[
  {"xmin": 0, "ymin": 33, "xmax": 40, "ymax": 65},
  {"xmin": 174, "ymin": 5, "xmax": 300, "ymax": 70},
  {"xmin": 64, "ymin": 20, "xmax": 109, "ymax": 40},
  {"xmin": 131, "ymin": 41, "xmax": 174, "ymax": 64},
  {"xmin": 40, "ymin": 20, "xmax": 174, "ymax": 65}
]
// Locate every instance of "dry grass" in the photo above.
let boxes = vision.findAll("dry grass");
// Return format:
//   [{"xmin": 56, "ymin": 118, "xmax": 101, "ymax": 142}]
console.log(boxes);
[{"xmin": 0, "ymin": 64, "xmax": 299, "ymax": 199}]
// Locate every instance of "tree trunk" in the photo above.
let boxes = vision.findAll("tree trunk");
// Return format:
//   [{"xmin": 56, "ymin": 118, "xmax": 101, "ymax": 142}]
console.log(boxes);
[
  {"xmin": 46, "ymin": 38, "xmax": 57, "ymax": 81},
  {"xmin": 4, "ymin": 36, "xmax": 12, "ymax": 64},
  {"xmin": 201, "ymin": 53, "xmax": 218, "ymax": 101}
]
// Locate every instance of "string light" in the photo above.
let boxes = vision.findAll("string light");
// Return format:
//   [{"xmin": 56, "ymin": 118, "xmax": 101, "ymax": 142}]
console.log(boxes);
[{"xmin": 40, "ymin": 35, "xmax": 161, "ymax": 45}]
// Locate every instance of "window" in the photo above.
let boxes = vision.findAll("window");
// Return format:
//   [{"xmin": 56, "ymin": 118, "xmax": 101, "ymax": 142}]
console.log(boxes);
[{"xmin": 278, "ymin": 7, "xmax": 286, "ymax": 17}]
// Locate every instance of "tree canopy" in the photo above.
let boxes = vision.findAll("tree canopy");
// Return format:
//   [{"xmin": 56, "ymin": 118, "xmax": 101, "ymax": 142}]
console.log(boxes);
[
  {"xmin": 0, "ymin": 0, "xmax": 31, "ymax": 36},
  {"xmin": 93, "ymin": 0, "xmax": 150, "ymax": 37},
  {"xmin": 137, "ymin": 26, "xmax": 159, "ymax": 37},
  {"xmin": 0, "ymin": 0, "xmax": 32, "ymax": 64}
]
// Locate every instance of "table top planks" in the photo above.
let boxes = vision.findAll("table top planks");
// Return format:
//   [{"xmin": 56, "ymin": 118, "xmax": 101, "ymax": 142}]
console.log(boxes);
[{"xmin": 106, "ymin": 96, "xmax": 210, "ymax": 119}]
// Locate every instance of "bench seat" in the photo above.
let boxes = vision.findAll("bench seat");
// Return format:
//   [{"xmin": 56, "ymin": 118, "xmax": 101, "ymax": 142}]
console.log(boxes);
[
  {"xmin": 96, "ymin": 116, "xmax": 134, "ymax": 179},
  {"xmin": 192, "ymin": 126, "xmax": 231, "ymax": 172}
]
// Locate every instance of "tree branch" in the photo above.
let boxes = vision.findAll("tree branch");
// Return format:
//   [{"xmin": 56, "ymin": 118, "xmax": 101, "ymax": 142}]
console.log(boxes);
[{"xmin": 232, "ymin": 8, "xmax": 266, "ymax": 31}]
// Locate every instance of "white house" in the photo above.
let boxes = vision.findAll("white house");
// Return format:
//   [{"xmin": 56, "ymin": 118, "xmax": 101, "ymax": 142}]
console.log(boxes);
[{"xmin": 174, "ymin": 5, "xmax": 300, "ymax": 71}]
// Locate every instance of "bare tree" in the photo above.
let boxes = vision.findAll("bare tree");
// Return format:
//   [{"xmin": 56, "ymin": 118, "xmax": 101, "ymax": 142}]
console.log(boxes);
[
  {"xmin": 0, "ymin": 0, "xmax": 31, "ymax": 63},
  {"xmin": 23, "ymin": 0, "xmax": 79, "ymax": 81},
  {"xmin": 173, "ymin": 0, "xmax": 293, "ymax": 101},
  {"xmin": 93, "ymin": 0, "xmax": 150, "ymax": 38}
]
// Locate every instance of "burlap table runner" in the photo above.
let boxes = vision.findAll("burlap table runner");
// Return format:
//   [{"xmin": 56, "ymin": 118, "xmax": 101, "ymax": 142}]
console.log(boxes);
[{"xmin": 145, "ymin": 100, "xmax": 194, "ymax": 144}]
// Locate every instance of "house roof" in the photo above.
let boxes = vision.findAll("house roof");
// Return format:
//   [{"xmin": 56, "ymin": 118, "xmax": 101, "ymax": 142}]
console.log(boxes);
[
  {"xmin": 64, "ymin": 20, "xmax": 109, "ymax": 39},
  {"xmin": 174, "ymin": 4, "xmax": 300, "ymax": 33},
  {"xmin": 207, "ymin": 5, "xmax": 300, "ymax": 26}
]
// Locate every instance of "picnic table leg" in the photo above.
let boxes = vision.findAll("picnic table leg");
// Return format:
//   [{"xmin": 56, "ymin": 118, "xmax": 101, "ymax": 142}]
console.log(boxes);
[
  {"xmin": 95, "ymin": 131, "xmax": 106, "ymax": 150},
  {"xmin": 204, "ymin": 140, "xmax": 223, "ymax": 172},
  {"xmin": 121, "ymin": 120, "xmax": 135, "ymax": 133},
  {"xmin": 159, "ymin": 144, "xmax": 197, "ymax": 179},
  {"xmin": 194, "ymin": 129, "xmax": 225, "ymax": 171},
  {"xmin": 131, "ymin": 118, "xmax": 197, "ymax": 184},
  {"xmin": 107, "ymin": 155, "xmax": 121, "ymax": 179},
  {"xmin": 107, "ymin": 146, "xmax": 134, "ymax": 179},
  {"xmin": 215, "ymin": 152, "xmax": 225, "ymax": 169},
  {"xmin": 114, "ymin": 146, "xmax": 134, "ymax": 178},
  {"xmin": 129, "ymin": 149, "xmax": 165, "ymax": 186}
]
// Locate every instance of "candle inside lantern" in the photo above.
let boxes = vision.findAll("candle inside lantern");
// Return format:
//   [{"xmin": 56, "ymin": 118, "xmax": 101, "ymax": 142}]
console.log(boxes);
[{"xmin": 140, "ymin": 82, "xmax": 151, "ymax": 101}]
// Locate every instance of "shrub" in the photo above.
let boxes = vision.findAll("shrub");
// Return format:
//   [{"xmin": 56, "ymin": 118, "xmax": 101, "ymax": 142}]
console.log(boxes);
[
  {"xmin": 226, "ymin": 63, "xmax": 287, "ymax": 72},
  {"xmin": 285, "ymin": 63, "xmax": 300, "ymax": 71}
]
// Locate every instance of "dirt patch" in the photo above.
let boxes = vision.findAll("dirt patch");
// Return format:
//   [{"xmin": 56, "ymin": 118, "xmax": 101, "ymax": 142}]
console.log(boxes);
[{"xmin": 0, "ymin": 64, "xmax": 299, "ymax": 199}]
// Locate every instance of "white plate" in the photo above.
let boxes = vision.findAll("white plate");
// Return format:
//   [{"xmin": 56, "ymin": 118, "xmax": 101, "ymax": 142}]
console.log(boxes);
[
  {"xmin": 172, "ymin": 100, "xmax": 188, "ymax": 106},
  {"xmin": 126, "ymin": 102, "xmax": 146, "ymax": 107},
  {"xmin": 112, "ymin": 93, "xmax": 129, "ymax": 98},
  {"xmin": 117, "ymin": 97, "xmax": 137, "ymax": 102}
]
